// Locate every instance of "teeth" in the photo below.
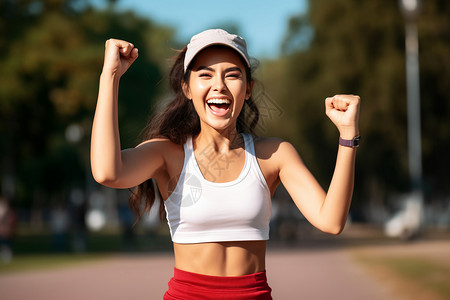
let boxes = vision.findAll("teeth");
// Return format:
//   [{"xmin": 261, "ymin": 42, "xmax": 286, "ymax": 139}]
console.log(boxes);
[{"xmin": 207, "ymin": 98, "xmax": 231, "ymax": 105}]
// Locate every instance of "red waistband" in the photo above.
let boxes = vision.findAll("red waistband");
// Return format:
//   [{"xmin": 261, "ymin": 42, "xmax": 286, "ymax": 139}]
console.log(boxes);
[
  {"xmin": 164, "ymin": 268, "xmax": 272, "ymax": 299},
  {"xmin": 174, "ymin": 267, "xmax": 268, "ymax": 289}
]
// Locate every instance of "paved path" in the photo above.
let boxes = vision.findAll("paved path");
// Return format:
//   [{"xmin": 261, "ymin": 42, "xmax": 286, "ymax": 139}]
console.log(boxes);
[{"xmin": 0, "ymin": 247, "xmax": 393, "ymax": 300}]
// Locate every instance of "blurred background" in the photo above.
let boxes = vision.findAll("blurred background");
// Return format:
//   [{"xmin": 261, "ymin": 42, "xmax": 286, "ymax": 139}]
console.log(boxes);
[{"xmin": 0, "ymin": 0, "xmax": 449, "ymax": 299}]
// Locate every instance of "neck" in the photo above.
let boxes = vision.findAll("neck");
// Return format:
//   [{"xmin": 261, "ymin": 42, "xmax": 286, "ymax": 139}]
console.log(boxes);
[{"xmin": 194, "ymin": 126, "xmax": 243, "ymax": 154}]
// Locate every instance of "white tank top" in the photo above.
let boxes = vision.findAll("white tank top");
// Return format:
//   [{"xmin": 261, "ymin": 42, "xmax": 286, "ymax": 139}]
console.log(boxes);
[{"xmin": 164, "ymin": 133, "xmax": 271, "ymax": 244}]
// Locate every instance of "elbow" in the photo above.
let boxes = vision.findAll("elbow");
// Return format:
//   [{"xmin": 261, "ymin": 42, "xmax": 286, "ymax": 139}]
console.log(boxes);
[
  {"xmin": 91, "ymin": 168, "xmax": 119, "ymax": 187},
  {"xmin": 92, "ymin": 172, "xmax": 112, "ymax": 186},
  {"xmin": 319, "ymin": 223, "xmax": 346, "ymax": 235},
  {"xmin": 324, "ymin": 226, "xmax": 344, "ymax": 236},
  {"xmin": 90, "ymin": 158, "xmax": 122, "ymax": 187}
]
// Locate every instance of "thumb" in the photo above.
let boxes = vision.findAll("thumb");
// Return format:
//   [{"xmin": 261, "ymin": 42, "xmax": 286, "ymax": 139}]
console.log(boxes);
[
  {"xmin": 128, "ymin": 47, "xmax": 139, "ymax": 63},
  {"xmin": 120, "ymin": 43, "xmax": 138, "ymax": 65}
]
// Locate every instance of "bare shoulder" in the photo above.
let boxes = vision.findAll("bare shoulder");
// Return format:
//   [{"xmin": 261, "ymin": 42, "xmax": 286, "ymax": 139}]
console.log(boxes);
[
  {"xmin": 253, "ymin": 136, "xmax": 300, "ymax": 192},
  {"xmin": 253, "ymin": 136, "xmax": 298, "ymax": 160}
]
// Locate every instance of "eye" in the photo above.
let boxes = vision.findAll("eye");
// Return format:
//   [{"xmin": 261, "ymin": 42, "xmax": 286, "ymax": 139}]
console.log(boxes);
[
  {"xmin": 198, "ymin": 72, "xmax": 212, "ymax": 78},
  {"xmin": 226, "ymin": 72, "xmax": 241, "ymax": 79}
]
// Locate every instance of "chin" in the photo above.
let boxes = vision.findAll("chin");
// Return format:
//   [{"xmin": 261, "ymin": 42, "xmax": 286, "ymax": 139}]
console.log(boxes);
[{"xmin": 202, "ymin": 118, "xmax": 236, "ymax": 132}]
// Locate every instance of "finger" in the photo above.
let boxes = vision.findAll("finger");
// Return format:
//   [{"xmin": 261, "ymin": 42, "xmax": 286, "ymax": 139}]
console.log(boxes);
[
  {"xmin": 341, "ymin": 95, "xmax": 361, "ymax": 116},
  {"xmin": 333, "ymin": 95, "xmax": 359, "ymax": 111},
  {"xmin": 325, "ymin": 95, "xmax": 360, "ymax": 112},
  {"xmin": 334, "ymin": 94, "xmax": 360, "ymax": 105},
  {"xmin": 105, "ymin": 39, "xmax": 135, "ymax": 55},
  {"xmin": 325, "ymin": 97, "xmax": 334, "ymax": 113},
  {"xmin": 105, "ymin": 38, "xmax": 129, "ymax": 49},
  {"xmin": 119, "ymin": 43, "xmax": 135, "ymax": 57}
]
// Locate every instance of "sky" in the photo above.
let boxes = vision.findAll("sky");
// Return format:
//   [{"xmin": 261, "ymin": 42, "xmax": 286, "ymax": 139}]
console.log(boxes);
[{"xmin": 90, "ymin": 0, "xmax": 308, "ymax": 59}]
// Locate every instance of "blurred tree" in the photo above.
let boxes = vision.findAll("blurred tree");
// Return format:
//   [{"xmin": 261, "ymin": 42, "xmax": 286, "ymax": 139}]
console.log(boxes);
[
  {"xmin": 262, "ymin": 0, "xmax": 450, "ymax": 220},
  {"xmin": 0, "ymin": 0, "xmax": 175, "ymax": 211}
]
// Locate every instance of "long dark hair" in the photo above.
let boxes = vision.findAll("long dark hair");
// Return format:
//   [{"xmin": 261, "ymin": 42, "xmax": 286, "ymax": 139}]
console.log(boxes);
[{"xmin": 129, "ymin": 46, "xmax": 260, "ymax": 221}]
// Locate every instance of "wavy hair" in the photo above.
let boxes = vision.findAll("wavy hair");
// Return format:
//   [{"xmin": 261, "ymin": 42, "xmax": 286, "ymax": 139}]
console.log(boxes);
[{"xmin": 129, "ymin": 46, "xmax": 260, "ymax": 221}]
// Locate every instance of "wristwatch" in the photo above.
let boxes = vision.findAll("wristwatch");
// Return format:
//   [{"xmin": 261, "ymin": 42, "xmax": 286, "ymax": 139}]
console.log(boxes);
[{"xmin": 339, "ymin": 136, "xmax": 361, "ymax": 148}]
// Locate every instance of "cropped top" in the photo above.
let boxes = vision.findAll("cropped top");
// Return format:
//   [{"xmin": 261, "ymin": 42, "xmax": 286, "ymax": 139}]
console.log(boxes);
[{"xmin": 163, "ymin": 133, "xmax": 271, "ymax": 244}]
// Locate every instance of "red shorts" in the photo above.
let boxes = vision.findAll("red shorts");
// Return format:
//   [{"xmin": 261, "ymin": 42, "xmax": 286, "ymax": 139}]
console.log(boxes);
[{"xmin": 164, "ymin": 268, "xmax": 273, "ymax": 300}]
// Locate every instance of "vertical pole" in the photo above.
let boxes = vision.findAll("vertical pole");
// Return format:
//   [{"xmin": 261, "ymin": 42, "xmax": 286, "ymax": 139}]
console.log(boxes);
[{"xmin": 405, "ymin": 21, "xmax": 423, "ymax": 196}]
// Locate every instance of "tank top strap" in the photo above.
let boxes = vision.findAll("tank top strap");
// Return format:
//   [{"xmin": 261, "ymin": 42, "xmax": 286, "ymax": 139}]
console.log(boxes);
[
  {"xmin": 181, "ymin": 136, "xmax": 194, "ymax": 173},
  {"xmin": 242, "ymin": 133, "xmax": 258, "ymax": 169},
  {"xmin": 242, "ymin": 133, "xmax": 268, "ymax": 187},
  {"xmin": 185, "ymin": 136, "xmax": 194, "ymax": 152},
  {"xmin": 242, "ymin": 133, "xmax": 255, "ymax": 158}
]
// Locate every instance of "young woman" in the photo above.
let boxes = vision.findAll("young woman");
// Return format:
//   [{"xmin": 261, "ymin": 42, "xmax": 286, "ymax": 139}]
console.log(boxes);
[{"xmin": 91, "ymin": 29, "xmax": 360, "ymax": 299}]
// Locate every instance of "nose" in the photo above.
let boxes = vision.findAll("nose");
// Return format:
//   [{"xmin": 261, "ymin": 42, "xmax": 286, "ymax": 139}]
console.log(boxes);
[{"xmin": 212, "ymin": 75, "xmax": 227, "ymax": 92}]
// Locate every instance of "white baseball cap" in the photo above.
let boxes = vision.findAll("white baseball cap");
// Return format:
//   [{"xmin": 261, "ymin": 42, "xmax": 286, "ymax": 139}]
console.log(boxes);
[{"xmin": 184, "ymin": 29, "xmax": 250, "ymax": 72}]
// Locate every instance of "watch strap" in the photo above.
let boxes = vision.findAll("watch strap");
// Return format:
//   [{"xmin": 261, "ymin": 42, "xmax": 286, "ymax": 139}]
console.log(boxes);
[{"xmin": 339, "ymin": 136, "xmax": 361, "ymax": 148}]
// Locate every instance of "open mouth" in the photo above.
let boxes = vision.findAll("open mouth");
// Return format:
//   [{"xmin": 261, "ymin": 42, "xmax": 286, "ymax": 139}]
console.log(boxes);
[{"xmin": 207, "ymin": 98, "xmax": 231, "ymax": 116}]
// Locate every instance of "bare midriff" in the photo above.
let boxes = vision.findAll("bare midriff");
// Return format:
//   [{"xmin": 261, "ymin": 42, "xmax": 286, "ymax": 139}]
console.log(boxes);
[{"xmin": 173, "ymin": 240, "xmax": 267, "ymax": 276}]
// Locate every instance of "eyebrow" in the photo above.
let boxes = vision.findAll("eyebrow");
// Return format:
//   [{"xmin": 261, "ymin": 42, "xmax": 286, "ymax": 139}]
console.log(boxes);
[{"xmin": 194, "ymin": 66, "xmax": 243, "ymax": 73}]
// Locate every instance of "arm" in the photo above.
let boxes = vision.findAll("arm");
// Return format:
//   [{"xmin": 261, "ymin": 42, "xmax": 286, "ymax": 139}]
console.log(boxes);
[
  {"xmin": 278, "ymin": 95, "xmax": 360, "ymax": 234},
  {"xmin": 90, "ymin": 39, "xmax": 164, "ymax": 188}
]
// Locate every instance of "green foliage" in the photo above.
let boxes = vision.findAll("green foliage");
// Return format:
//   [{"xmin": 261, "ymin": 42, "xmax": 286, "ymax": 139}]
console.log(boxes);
[
  {"xmin": 0, "ymin": 0, "xmax": 175, "ymax": 207},
  {"xmin": 262, "ymin": 0, "xmax": 450, "ymax": 214}
]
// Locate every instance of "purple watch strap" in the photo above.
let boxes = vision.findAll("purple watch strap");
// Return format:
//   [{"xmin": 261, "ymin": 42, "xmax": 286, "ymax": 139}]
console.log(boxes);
[{"xmin": 339, "ymin": 136, "xmax": 360, "ymax": 147}]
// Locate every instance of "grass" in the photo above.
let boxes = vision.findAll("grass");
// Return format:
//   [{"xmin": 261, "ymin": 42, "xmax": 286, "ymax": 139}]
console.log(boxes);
[
  {"xmin": 0, "ymin": 232, "xmax": 172, "ymax": 274},
  {"xmin": 355, "ymin": 252, "xmax": 450, "ymax": 300},
  {"xmin": 382, "ymin": 257, "xmax": 450, "ymax": 299},
  {"xmin": 0, "ymin": 253, "xmax": 109, "ymax": 274}
]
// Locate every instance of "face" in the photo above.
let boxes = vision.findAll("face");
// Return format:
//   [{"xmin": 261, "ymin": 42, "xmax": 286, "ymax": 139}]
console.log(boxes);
[{"xmin": 183, "ymin": 46, "xmax": 253, "ymax": 132}]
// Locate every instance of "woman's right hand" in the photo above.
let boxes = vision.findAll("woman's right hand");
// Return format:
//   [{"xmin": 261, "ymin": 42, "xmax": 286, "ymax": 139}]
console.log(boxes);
[{"xmin": 102, "ymin": 39, "xmax": 139, "ymax": 77}]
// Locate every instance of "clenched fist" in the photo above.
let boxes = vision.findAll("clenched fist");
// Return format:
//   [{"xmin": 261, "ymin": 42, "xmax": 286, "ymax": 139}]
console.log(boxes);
[
  {"xmin": 325, "ymin": 94, "xmax": 360, "ymax": 140},
  {"xmin": 102, "ymin": 39, "xmax": 139, "ymax": 78}
]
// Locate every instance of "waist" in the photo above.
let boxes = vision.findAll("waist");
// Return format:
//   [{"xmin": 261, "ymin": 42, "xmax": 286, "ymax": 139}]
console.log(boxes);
[{"xmin": 173, "ymin": 240, "xmax": 266, "ymax": 276}]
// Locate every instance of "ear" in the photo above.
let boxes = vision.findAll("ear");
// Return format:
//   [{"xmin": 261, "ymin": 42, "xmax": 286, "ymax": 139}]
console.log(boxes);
[
  {"xmin": 182, "ymin": 80, "xmax": 191, "ymax": 100},
  {"xmin": 245, "ymin": 80, "xmax": 254, "ymax": 100}
]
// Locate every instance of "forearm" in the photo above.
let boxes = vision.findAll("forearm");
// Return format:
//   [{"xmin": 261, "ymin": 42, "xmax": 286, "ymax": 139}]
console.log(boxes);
[
  {"xmin": 90, "ymin": 72, "xmax": 123, "ymax": 183},
  {"xmin": 319, "ymin": 146, "xmax": 357, "ymax": 234}
]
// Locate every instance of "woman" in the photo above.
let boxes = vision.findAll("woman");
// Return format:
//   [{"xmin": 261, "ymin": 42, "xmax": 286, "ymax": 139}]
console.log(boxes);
[{"xmin": 91, "ymin": 29, "xmax": 360, "ymax": 299}]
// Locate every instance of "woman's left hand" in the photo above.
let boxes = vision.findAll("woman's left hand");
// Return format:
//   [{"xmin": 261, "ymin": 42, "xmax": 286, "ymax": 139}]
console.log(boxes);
[{"xmin": 325, "ymin": 94, "xmax": 360, "ymax": 139}]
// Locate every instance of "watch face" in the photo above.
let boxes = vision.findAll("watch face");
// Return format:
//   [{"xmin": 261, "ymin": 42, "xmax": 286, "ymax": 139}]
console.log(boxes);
[{"xmin": 353, "ymin": 136, "xmax": 361, "ymax": 147}]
